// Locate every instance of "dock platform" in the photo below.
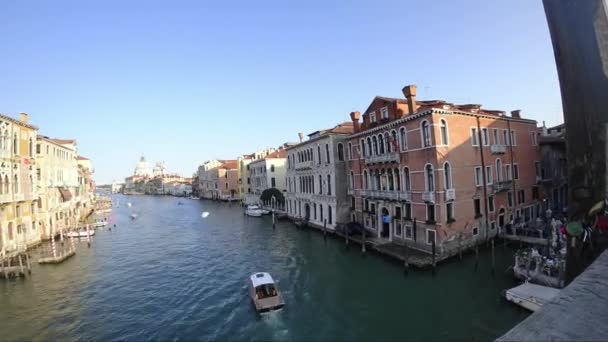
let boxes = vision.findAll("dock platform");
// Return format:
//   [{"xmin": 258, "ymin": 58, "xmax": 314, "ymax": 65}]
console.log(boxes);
[
  {"xmin": 505, "ymin": 282, "xmax": 561, "ymax": 312},
  {"xmin": 38, "ymin": 250, "xmax": 76, "ymax": 264}
]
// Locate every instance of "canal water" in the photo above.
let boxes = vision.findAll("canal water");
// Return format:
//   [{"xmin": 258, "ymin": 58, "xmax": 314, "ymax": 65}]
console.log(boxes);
[{"xmin": 0, "ymin": 195, "xmax": 529, "ymax": 341}]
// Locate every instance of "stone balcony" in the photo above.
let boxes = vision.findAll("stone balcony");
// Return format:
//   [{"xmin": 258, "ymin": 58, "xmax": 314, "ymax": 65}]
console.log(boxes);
[
  {"xmin": 364, "ymin": 152, "xmax": 400, "ymax": 165},
  {"xmin": 295, "ymin": 161, "xmax": 313, "ymax": 170},
  {"xmin": 347, "ymin": 188, "xmax": 354, "ymax": 196},
  {"xmin": 0, "ymin": 194, "xmax": 12, "ymax": 204},
  {"xmin": 13, "ymin": 193, "xmax": 24, "ymax": 202},
  {"xmin": 490, "ymin": 144, "xmax": 507, "ymax": 154},
  {"xmin": 445, "ymin": 188, "xmax": 456, "ymax": 202},
  {"xmin": 493, "ymin": 180, "xmax": 513, "ymax": 193},
  {"xmin": 361, "ymin": 189, "xmax": 411, "ymax": 201},
  {"xmin": 422, "ymin": 191, "xmax": 435, "ymax": 203}
]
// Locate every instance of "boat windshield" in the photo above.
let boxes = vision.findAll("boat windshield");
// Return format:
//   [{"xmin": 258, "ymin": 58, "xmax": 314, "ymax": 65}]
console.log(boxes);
[{"xmin": 255, "ymin": 284, "xmax": 277, "ymax": 299}]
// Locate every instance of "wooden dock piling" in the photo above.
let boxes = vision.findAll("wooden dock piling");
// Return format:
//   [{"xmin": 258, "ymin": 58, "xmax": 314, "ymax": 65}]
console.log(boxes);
[
  {"xmin": 474, "ymin": 243, "xmax": 479, "ymax": 272},
  {"xmin": 18, "ymin": 254, "xmax": 25, "ymax": 277},
  {"xmin": 361, "ymin": 229, "xmax": 366, "ymax": 254},
  {"xmin": 432, "ymin": 239, "xmax": 436, "ymax": 276},
  {"xmin": 404, "ymin": 243, "xmax": 409, "ymax": 275},
  {"xmin": 87, "ymin": 224, "xmax": 91, "ymax": 248},
  {"xmin": 323, "ymin": 219, "xmax": 327, "ymax": 241},
  {"xmin": 26, "ymin": 253, "xmax": 31, "ymax": 274},
  {"xmin": 5, "ymin": 258, "xmax": 11, "ymax": 279},
  {"xmin": 491, "ymin": 238, "xmax": 496, "ymax": 276},
  {"xmin": 272, "ymin": 211, "xmax": 276, "ymax": 230}
]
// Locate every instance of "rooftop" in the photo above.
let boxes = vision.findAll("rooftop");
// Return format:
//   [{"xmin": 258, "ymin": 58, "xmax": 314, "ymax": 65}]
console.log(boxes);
[{"xmin": 250, "ymin": 272, "xmax": 275, "ymax": 288}]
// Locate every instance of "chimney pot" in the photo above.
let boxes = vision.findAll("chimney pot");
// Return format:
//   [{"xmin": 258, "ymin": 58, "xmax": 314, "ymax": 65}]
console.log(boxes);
[
  {"xmin": 401, "ymin": 85, "xmax": 417, "ymax": 115},
  {"xmin": 298, "ymin": 132, "xmax": 304, "ymax": 142},
  {"xmin": 511, "ymin": 110, "xmax": 521, "ymax": 118},
  {"xmin": 349, "ymin": 111, "xmax": 361, "ymax": 132},
  {"xmin": 19, "ymin": 112, "xmax": 28, "ymax": 124}
]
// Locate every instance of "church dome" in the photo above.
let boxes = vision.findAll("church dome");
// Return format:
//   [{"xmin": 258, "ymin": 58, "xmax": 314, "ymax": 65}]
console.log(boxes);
[{"xmin": 134, "ymin": 155, "xmax": 153, "ymax": 177}]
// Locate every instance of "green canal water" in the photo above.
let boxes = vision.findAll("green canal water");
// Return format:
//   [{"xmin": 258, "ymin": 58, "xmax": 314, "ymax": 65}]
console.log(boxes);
[{"xmin": 0, "ymin": 195, "xmax": 529, "ymax": 341}]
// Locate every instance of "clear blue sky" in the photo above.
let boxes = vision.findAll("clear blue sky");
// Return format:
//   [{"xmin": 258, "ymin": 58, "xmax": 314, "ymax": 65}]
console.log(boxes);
[{"xmin": 0, "ymin": 0, "xmax": 562, "ymax": 184}]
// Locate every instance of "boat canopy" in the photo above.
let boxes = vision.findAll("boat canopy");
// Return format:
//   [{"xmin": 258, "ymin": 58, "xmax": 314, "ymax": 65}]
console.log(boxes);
[{"xmin": 250, "ymin": 272, "xmax": 275, "ymax": 288}]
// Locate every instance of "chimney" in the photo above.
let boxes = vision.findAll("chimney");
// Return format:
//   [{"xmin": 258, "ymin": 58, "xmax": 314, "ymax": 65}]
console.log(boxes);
[
  {"xmin": 298, "ymin": 132, "xmax": 304, "ymax": 142},
  {"xmin": 350, "ymin": 111, "xmax": 361, "ymax": 132},
  {"xmin": 19, "ymin": 112, "xmax": 28, "ymax": 124},
  {"xmin": 511, "ymin": 110, "xmax": 521, "ymax": 118},
  {"xmin": 402, "ymin": 85, "xmax": 417, "ymax": 115}
]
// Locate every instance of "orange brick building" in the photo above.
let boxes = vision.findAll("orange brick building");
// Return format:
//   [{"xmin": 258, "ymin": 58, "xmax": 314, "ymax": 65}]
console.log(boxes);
[{"xmin": 347, "ymin": 84, "xmax": 542, "ymax": 254}]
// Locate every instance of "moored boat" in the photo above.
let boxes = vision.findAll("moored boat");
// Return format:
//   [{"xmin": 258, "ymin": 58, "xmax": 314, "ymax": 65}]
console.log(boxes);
[
  {"xmin": 93, "ymin": 220, "xmax": 108, "ymax": 228},
  {"xmin": 66, "ymin": 230, "xmax": 96, "ymax": 238},
  {"xmin": 505, "ymin": 282, "xmax": 561, "ymax": 312},
  {"xmin": 246, "ymin": 205, "xmax": 263, "ymax": 217},
  {"xmin": 248, "ymin": 272, "xmax": 285, "ymax": 313}
]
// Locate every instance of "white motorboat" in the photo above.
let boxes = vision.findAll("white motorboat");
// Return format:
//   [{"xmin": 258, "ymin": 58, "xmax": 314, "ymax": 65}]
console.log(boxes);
[
  {"xmin": 246, "ymin": 205, "xmax": 263, "ymax": 217},
  {"xmin": 190, "ymin": 196, "xmax": 200, "ymax": 200},
  {"xmin": 505, "ymin": 282, "xmax": 561, "ymax": 312},
  {"xmin": 93, "ymin": 220, "xmax": 108, "ymax": 228},
  {"xmin": 248, "ymin": 272, "xmax": 285, "ymax": 313},
  {"xmin": 130, "ymin": 213, "xmax": 138, "ymax": 220},
  {"xmin": 66, "ymin": 230, "xmax": 95, "ymax": 238}
]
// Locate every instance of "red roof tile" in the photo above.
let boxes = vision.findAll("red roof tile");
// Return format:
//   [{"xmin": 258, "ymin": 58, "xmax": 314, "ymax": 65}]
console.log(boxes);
[
  {"xmin": 219, "ymin": 160, "xmax": 238, "ymax": 169},
  {"xmin": 76, "ymin": 156, "xmax": 89, "ymax": 160}
]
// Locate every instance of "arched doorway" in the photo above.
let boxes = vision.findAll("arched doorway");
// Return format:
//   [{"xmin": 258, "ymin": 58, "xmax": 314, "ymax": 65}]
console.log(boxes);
[
  {"xmin": 498, "ymin": 208, "xmax": 506, "ymax": 234},
  {"xmin": 304, "ymin": 203, "xmax": 311, "ymax": 221},
  {"xmin": 381, "ymin": 207, "xmax": 390, "ymax": 238}
]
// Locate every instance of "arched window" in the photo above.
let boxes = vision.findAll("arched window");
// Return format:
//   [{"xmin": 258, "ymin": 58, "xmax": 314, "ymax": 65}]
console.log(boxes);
[
  {"xmin": 29, "ymin": 175, "xmax": 33, "ymax": 193},
  {"xmin": 8, "ymin": 222, "xmax": 13, "ymax": 240},
  {"xmin": 440, "ymin": 119, "xmax": 448, "ymax": 145},
  {"xmin": 29, "ymin": 138, "xmax": 33, "ymax": 157},
  {"xmin": 270, "ymin": 164, "xmax": 275, "ymax": 172},
  {"xmin": 3, "ymin": 175, "xmax": 8, "ymax": 193},
  {"xmin": 403, "ymin": 167, "xmax": 411, "ymax": 191},
  {"xmin": 425, "ymin": 164, "xmax": 435, "ymax": 191},
  {"xmin": 378, "ymin": 134, "xmax": 385, "ymax": 154},
  {"xmin": 363, "ymin": 170, "xmax": 368, "ymax": 189},
  {"xmin": 496, "ymin": 158, "xmax": 503, "ymax": 182},
  {"xmin": 399, "ymin": 127, "xmax": 407, "ymax": 151},
  {"xmin": 375, "ymin": 170, "xmax": 381, "ymax": 190},
  {"xmin": 444, "ymin": 162, "xmax": 452, "ymax": 189},
  {"xmin": 13, "ymin": 133, "xmax": 18, "ymax": 154},
  {"xmin": 372, "ymin": 136, "xmax": 378, "ymax": 155},
  {"xmin": 347, "ymin": 142, "xmax": 352, "ymax": 160},
  {"xmin": 318, "ymin": 175, "xmax": 322, "ymax": 194},
  {"xmin": 366, "ymin": 137, "xmax": 372, "ymax": 157},
  {"xmin": 387, "ymin": 169, "xmax": 394, "ymax": 191},
  {"xmin": 360, "ymin": 139, "xmax": 366, "ymax": 157},
  {"xmin": 0, "ymin": 175, "xmax": 3, "ymax": 194},
  {"xmin": 394, "ymin": 168, "xmax": 401, "ymax": 191},
  {"xmin": 421, "ymin": 120, "xmax": 431, "ymax": 147},
  {"xmin": 327, "ymin": 174, "xmax": 332, "ymax": 195},
  {"xmin": 349, "ymin": 171, "xmax": 354, "ymax": 189},
  {"xmin": 13, "ymin": 174, "xmax": 18, "ymax": 193},
  {"xmin": 337, "ymin": 143, "xmax": 344, "ymax": 161},
  {"xmin": 390, "ymin": 130, "xmax": 398, "ymax": 152}
]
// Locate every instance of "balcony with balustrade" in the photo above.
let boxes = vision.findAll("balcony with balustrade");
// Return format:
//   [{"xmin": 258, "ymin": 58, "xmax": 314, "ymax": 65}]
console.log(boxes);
[
  {"xmin": 13, "ymin": 193, "xmax": 24, "ymax": 202},
  {"xmin": 490, "ymin": 145, "xmax": 507, "ymax": 154},
  {"xmin": 0, "ymin": 193, "xmax": 12, "ymax": 204},
  {"xmin": 361, "ymin": 189, "xmax": 407, "ymax": 201},
  {"xmin": 399, "ymin": 190, "xmax": 411, "ymax": 202},
  {"xmin": 445, "ymin": 188, "xmax": 455, "ymax": 202},
  {"xmin": 295, "ymin": 160, "xmax": 313, "ymax": 170},
  {"xmin": 493, "ymin": 180, "xmax": 513, "ymax": 193},
  {"xmin": 364, "ymin": 152, "xmax": 400, "ymax": 165},
  {"xmin": 422, "ymin": 191, "xmax": 435, "ymax": 203}
]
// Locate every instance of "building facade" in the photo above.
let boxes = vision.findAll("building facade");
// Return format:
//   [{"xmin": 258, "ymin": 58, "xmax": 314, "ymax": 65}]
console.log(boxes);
[
  {"xmin": 247, "ymin": 149, "xmax": 287, "ymax": 205},
  {"xmin": 347, "ymin": 84, "xmax": 542, "ymax": 254},
  {"xmin": 0, "ymin": 113, "xmax": 38, "ymax": 254},
  {"xmin": 539, "ymin": 123, "xmax": 567, "ymax": 215},
  {"xmin": 217, "ymin": 160, "xmax": 239, "ymax": 200},
  {"xmin": 285, "ymin": 123, "xmax": 354, "ymax": 230}
]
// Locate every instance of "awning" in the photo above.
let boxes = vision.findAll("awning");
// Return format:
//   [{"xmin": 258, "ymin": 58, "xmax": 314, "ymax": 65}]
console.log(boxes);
[{"xmin": 58, "ymin": 187, "xmax": 73, "ymax": 201}]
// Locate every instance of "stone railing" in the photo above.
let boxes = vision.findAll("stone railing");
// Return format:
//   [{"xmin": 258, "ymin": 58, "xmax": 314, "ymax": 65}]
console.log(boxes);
[
  {"xmin": 422, "ymin": 191, "xmax": 435, "ymax": 203},
  {"xmin": 364, "ymin": 152, "xmax": 400, "ymax": 164},
  {"xmin": 490, "ymin": 144, "xmax": 507, "ymax": 154},
  {"xmin": 445, "ymin": 188, "xmax": 456, "ymax": 201},
  {"xmin": 493, "ymin": 180, "xmax": 513, "ymax": 193}
]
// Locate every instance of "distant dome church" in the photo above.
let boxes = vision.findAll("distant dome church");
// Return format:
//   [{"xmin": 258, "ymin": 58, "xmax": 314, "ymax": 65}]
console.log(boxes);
[{"xmin": 134, "ymin": 155, "xmax": 153, "ymax": 177}]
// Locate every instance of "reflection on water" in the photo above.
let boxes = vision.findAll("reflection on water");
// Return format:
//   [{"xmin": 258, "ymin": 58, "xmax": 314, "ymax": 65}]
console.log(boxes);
[{"xmin": 0, "ymin": 195, "xmax": 528, "ymax": 341}]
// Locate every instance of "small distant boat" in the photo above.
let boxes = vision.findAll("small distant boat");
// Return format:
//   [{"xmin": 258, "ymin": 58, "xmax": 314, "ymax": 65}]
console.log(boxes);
[
  {"xmin": 127, "ymin": 202, "xmax": 132, "ymax": 208},
  {"xmin": 178, "ymin": 201, "xmax": 184, "ymax": 205},
  {"xmin": 248, "ymin": 272, "xmax": 285, "ymax": 313},
  {"xmin": 130, "ymin": 213, "xmax": 138, "ymax": 220},
  {"xmin": 66, "ymin": 230, "xmax": 95, "ymax": 238},
  {"xmin": 190, "ymin": 196, "xmax": 200, "ymax": 200},
  {"xmin": 505, "ymin": 282, "xmax": 561, "ymax": 312},
  {"xmin": 201, "ymin": 211, "xmax": 210, "ymax": 218},
  {"xmin": 93, "ymin": 220, "xmax": 108, "ymax": 228},
  {"xmin": 245, "ymin": 205, "xmax": 263, "ymax": 217}
]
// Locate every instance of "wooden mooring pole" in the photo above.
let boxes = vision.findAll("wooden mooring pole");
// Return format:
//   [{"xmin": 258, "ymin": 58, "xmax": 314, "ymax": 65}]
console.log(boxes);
[
  {"xmin": 458, "ymin": 237, "xmax": 463, "ymax": 261},
  {"xmin": 272, "ymin": 211, "xmax": 276, "ymax": 230},
  {"xmin": 18, "ymin": 254, "xmax": 25, "ymax": 277},
  {"xmin": 474, "ymin": 242, "xmax": 479, "ymax": 272},
  {"xmin": 6, "ymin": 258, "xmax": 11, "ymax": 279},
  {"xmin": 491, "ymin": 238, "xmax": 496, "ymax": 277},
  {"xmin": 323, "ymin": 219, "xmax": 327, "ymax": 241},
  {"xmin": 361, "ymin": 228, "xmax": 366, "ymax": 254},
  {"xmin": 86, "ymin": 224, "xmax": 91, "ymax": 248},
  {"xmin": 404, "ymin": 243, "xmax": 409, "ymax": 275},
  {"xmin": 344, "ymin": 226, "xmax": 349, "ymax": 247},
  {"xmin": 431, "ymin": 238, "xmax": 436, "ymax": 276},
  {"xmin": 26, "ymin": 253, "xmax": 31, "ymax": 274}
]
